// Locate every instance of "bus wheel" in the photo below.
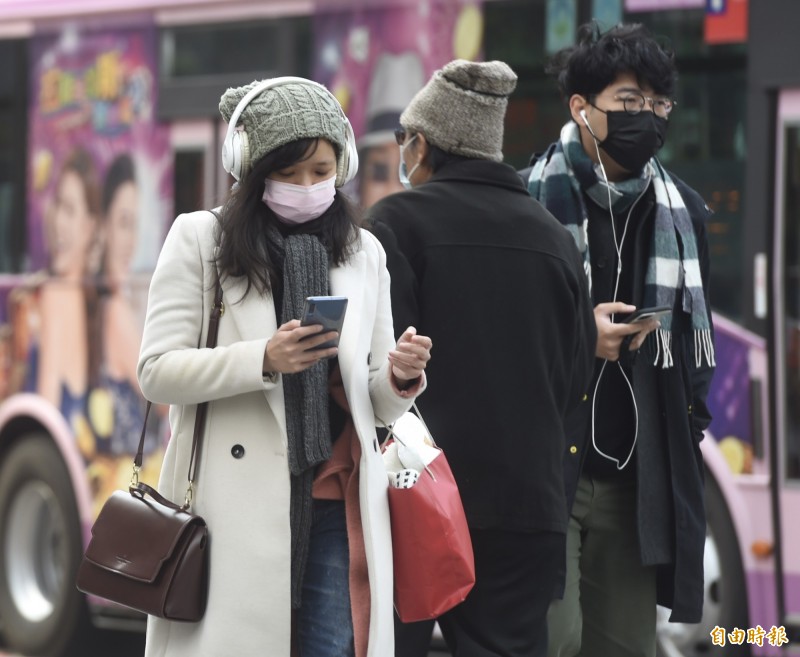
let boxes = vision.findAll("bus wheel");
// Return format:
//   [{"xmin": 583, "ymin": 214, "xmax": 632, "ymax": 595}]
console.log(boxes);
[
  {"xmin": 0, "ymin": 432, "xmax": 90, "ymax": 657},
  {"xmin": 657, "ymin": 471, "xmax": 750, "ymax": 657}
]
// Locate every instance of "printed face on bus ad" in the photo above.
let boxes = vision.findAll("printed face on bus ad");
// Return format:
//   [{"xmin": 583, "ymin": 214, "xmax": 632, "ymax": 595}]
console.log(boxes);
[
  {"xmin": 105, "ymin": 180, "xmax": 139, "ymax": 285},
  {"xmin": 50, "ymin": 170, "xmax": 97, "ymax": 279}
]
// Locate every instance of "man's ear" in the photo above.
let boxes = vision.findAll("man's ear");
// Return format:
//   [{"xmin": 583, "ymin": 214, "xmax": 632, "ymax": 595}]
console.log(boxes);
[
  {"xmin": 569, "ymin": 94, "xmax": 589, "ymax": 125},
  {"xmin": 414, "ymin": 132, "xmax": 430, "ymax": 164}
]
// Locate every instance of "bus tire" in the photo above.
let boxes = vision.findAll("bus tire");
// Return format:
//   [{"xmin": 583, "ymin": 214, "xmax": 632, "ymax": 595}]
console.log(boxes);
[
  {"xmin": 0, "ymin": 432, "xmax": 91, "ymax": 657},
  {"xmin": 657, "ymin": 471, "xmax": 750, "ymax": 656}
]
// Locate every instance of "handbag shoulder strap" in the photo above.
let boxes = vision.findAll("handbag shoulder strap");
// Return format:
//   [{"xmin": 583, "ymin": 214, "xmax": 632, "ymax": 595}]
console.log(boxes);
[
  {"xmin": 187, "ymin": 276, "xmax": 224, "ymax": 485},
  {"xmin": 133, "ymin": 270, "xmax": 223, "ymax": 509}
]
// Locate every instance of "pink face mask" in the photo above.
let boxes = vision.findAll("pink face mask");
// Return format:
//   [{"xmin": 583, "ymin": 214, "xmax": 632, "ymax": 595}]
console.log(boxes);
[{"xmin": 262, "ymin": 175, "xmax": 337, "ymax": 224}]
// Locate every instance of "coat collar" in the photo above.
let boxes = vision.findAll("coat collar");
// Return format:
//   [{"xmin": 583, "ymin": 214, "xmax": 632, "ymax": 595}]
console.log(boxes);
[{"xmin": 426, "ymin": 158, "xmax": 529, "ymax": 195}]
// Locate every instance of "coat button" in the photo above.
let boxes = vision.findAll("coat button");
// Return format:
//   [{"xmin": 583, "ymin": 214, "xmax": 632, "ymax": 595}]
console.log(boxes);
[
  {"xmin": 569, "ymin": 445, "xmax": 578, "ymax": 454},
  {"xmin": 367, "ymin": 352, "xmax": 372, "ymax": 365},
  {"xmin": 582, "ymin": 393, "xmax": 588, "ymax": 402},
  {"xmin": 373, "ymin": 438, "xmax": 379, "ymax": 452},
  {"xmin": 231, "ymin": 444, "xmax": 245, "ymax": 459}
]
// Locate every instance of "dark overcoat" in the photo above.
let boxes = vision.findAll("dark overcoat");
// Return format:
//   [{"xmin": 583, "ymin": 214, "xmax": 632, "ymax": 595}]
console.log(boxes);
[
  {"xmin": 522, "ymin": 157, "xmax": 715, "ymax": 623},
  {"xmin": 368, "ymin": 159, "xmax": 597, "ymax": 535}
]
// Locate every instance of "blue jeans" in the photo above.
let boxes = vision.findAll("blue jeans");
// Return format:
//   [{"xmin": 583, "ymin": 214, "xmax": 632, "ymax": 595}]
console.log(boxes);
[{"xmin": 297, "ymin": 499, "xmax": 354, "ymax": 657}]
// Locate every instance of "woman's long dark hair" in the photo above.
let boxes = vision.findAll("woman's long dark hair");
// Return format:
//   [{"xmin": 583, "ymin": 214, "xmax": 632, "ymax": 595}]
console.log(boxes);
[{"xmin": 215, "ymin": 138, "xmax": 361, "ymax": 298}]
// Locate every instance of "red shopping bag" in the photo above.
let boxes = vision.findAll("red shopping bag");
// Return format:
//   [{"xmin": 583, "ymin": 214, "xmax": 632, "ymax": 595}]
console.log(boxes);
[{"xmin": 386, "ymin": 442, "xmax": 475, "ymax": 622}]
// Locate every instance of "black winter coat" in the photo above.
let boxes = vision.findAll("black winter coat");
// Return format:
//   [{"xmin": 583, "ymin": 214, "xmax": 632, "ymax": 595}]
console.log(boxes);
[
  {"xmin": 520, "ymin": 158, "xmax": 715, "ymax": 623},
  {"xmin": 367, "ymin": 159, "xmax": 597, "ymax": 534}
]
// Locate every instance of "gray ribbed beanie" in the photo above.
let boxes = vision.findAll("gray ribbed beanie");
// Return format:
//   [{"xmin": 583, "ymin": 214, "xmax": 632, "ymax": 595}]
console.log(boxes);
[
  {"xmin": 219, "ymin": 79, "xmax": 347, "ymax": 171},
  {"xmin": 400, "ymin": 59, "xmax": 518, "ymax": 162}
]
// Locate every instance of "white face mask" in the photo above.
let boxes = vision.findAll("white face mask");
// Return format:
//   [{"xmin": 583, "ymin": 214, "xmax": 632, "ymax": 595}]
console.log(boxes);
[
  {"xmin": 262, "ymin": 175, "xmax": 337, "ymax": 224},
  {"xmin": 398, "ymin": 134, "xmax": 419, "ymax": 190}
]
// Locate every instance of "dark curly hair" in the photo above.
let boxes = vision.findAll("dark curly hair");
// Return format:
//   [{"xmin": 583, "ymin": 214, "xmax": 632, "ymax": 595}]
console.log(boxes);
[{"xmin": 545, "ymin": 22, "xmax": 677, "ymax": 100}]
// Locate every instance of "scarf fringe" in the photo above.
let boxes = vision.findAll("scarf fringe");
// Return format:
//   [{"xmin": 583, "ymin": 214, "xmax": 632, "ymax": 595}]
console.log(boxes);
[
  {"xmin": 695, "ymin": 328, "xmax": 716, "ymax": 368},
  {"xmin": 651, "ymin": 329, "xmax": 715, "ymax": 369},
  {"xmin": 653, "ymin": 328, "xmax": 674, "ymax": 369}
]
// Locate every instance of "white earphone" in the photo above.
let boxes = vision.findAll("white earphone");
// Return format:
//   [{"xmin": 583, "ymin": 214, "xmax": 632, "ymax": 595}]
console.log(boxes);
[
  {"xmin": 578, "ymin": 102, "xmax": 652, "ymax": 471},
  {"xmin": 579, "ymin": 108, "xmax": 596, "ymax": 134},
  {"xmin": 221, "ymin": 76, "xmax": 359, "ymax": 187}
]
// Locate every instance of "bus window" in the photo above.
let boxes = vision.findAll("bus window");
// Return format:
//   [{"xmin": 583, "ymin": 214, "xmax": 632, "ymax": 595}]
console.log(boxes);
[
  {"xmin": 0, "ymin": 39, "xmax": 27, "ymax": 274},
  {"xmin": 169, "ymin": 120, "xmax": 221, "ymax": 221},
  {"xmin": 174, "ymin": 150, "xmax": 206, "ymax": 217}
]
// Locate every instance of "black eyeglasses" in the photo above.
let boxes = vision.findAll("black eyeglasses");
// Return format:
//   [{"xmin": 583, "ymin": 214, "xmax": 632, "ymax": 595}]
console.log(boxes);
[{"xmin": 613, "ymin": 92, "xmax": 675, "ymax": 118}]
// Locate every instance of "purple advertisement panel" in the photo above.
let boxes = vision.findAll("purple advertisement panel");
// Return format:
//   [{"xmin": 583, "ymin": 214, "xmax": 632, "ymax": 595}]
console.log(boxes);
[
  {"xmin": 28, "ymin": 22, "xmax": 170, "ymax": 274},
  {"xmin": 20, "ymin": 23, "xmax": 171, "ymax": 511},
  {"xmin": 313, "ymin": 1, "xmax": 484, "ymax": 208},
  {"xmin": 706, "ymin": 324, "xmax": 758, "ymax": 475}
]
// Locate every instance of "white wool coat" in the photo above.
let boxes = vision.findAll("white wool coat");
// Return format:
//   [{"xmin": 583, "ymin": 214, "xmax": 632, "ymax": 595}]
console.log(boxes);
[{"xmin": 137, "ymin": 210, "xmax": 421, "ymax": 657}]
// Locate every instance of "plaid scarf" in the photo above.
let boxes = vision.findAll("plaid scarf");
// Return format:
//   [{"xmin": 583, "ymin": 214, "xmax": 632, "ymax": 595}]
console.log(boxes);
[{"xmin": 528, "ymin": 122, "xmax": 714, "ymax": 369}]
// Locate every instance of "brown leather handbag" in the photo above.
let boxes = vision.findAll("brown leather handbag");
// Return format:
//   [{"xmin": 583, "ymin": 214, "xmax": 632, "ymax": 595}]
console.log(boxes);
[{"xmin": 75, "ymin": 278, "xmax": 223, "ymax": 622}]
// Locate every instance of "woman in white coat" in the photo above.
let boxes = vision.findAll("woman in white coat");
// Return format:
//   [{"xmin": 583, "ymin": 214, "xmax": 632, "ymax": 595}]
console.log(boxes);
[{"xmin": 137, "ymin": 77, "xmax": 432, "ymax": 657}]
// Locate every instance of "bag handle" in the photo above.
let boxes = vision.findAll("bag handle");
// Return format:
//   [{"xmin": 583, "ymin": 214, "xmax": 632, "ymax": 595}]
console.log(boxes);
[
  {"xmin": 378, "ymin": 402, "xmax": 438, "ymax": 480},
  {"xmin": 379, "ymin": 402, "xmax": 436, "ymax": 447},
  {"xmin": 130, "ymin": 481, "xmax": 186, "ymax": 513},
  {"xmin": 131, "ymin": 272, "xmax": 224, "ymax": 511}
]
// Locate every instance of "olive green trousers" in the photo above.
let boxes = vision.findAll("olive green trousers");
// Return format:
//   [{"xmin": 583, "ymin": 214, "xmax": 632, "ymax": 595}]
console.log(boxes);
[{"xmin": 547, "ymin": 474, "xmax": 658, "ymax": 657}]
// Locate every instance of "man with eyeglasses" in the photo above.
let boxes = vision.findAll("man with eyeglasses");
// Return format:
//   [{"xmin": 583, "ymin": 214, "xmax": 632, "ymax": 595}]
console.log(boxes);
[
  {"xmin": 368, "ymin": 59, "xmax": 597, "ymax": 657},
  {"xmin": 520, "ymin": 22, "xmax": 716, "ymax": 657}
]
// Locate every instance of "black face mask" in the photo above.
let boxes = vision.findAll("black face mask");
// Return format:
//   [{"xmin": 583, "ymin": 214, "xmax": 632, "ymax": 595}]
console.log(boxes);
[{"xmin": 599, "ymin": 110, "xmax": 668, "ymax": 173}]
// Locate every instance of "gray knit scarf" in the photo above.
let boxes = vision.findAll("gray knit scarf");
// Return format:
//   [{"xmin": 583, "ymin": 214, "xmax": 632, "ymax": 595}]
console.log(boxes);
[
  {"xmin": 265, "ymin": 224, "xmax": 331, "ymax": 609},
  {"xmin": 528, "ymin": 122, "xmax": 715, "ymax": 368}
]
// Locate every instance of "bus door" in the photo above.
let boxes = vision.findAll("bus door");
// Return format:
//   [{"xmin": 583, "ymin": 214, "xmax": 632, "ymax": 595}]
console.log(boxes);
[
  {"xmin": 170, "ymin": 119, "xmax": 229, "ymax": 220},
  {"xmin": 774, "ymin": 87, "xmax": 800, "ymax": 645}
]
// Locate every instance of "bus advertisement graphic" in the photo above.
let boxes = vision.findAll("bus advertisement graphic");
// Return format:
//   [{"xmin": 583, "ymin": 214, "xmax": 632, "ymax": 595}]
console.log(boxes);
[
  {"xmin": 312, "ymin": 1, "xmax": 483, "ymax": 208},
  {"xmin": 23, "ymin": 21, "xmax": 171, "ymax": 513}
]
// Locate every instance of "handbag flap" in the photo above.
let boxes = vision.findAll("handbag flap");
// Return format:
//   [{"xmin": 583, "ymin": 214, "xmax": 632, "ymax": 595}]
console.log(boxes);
[{"xmin": 84, "ymin": 490, "xmax": 205, "ymax": 584}]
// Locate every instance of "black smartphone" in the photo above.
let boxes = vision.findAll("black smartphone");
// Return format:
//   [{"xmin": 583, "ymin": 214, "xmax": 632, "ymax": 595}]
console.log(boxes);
[
  {"xmin": 623, "ymin": 305, "xmax": 672, "ymax": 324},
  {"xmin": 300, "ymin": 296, "xmax": 348, "ymax": 350}
]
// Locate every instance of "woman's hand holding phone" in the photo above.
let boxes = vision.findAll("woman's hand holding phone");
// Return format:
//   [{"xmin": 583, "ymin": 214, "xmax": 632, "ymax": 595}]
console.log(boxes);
[
  {"xmin": 262, "ymin": 320, "xmax": 340, "ymax": 375},
  {"xmin": 594, "ymin": 302, "xmax": 662, "ymax": 361},
  {"xmin": 262, "ymin": 296, "xmax": 347, "ymax": 375}
]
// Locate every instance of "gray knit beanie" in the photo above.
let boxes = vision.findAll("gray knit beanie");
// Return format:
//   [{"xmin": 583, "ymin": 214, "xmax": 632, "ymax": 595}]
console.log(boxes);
[
  {"xmin": 400, "ymin": 59, "xmax": 518, "ymax": 162},
  {"xmin": 219, "ymin": 79, "xmax": 347, "ymax": 173}
]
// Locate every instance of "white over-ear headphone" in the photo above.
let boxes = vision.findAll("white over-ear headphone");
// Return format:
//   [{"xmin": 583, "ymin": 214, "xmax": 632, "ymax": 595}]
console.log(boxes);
[{"xmin": 221, "ymin": 76, "xmax": 359, "ymax": 187}]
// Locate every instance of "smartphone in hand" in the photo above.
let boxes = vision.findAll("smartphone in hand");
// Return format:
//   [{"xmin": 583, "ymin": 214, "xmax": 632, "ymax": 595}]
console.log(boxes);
[
  {"xmin": 623, "ymin": 305, "xmax": 672, "ymax": 324},
  {"xmin": 300, "ymin": 296, "xmax": 348, "ymax": 350}
]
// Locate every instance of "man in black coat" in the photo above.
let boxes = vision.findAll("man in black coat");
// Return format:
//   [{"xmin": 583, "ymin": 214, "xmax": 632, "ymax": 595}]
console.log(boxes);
[
  {"xmin": 520, "ymin": 22, "xmax": 716, "ymax": 657},
  {"xmin": 367, "ymin": 59, "xmax": 597, "ymax": 657}
]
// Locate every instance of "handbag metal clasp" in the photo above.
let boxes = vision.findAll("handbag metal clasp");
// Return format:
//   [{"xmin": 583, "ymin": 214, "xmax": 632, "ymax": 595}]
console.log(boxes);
[
  {"xmin": 183, "ymin": 482, "xmax": 194, "ymax": 510},
  {"xmin": 130, "ymin": 465, "xmax": 141, "ymax": 487}
]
